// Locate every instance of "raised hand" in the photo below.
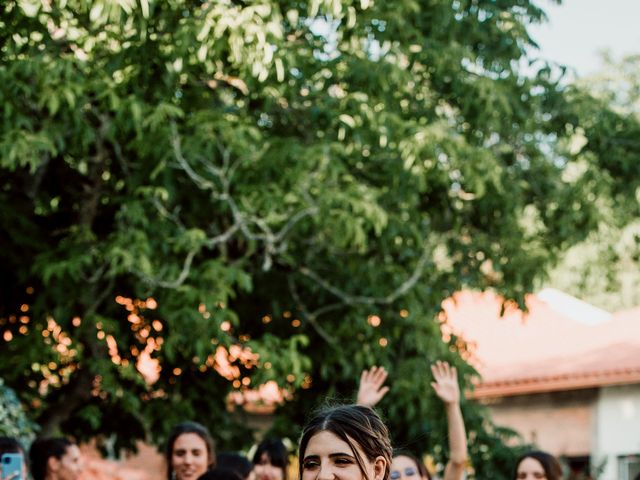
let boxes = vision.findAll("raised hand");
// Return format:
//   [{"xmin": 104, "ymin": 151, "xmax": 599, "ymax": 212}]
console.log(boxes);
[
  {"xmin": 356, "ymin": 366, "xmax": 390, "ymax": 407},
  {"xmin": 430, "ymin": 361, "xmax": 460, "ymax": 405}
]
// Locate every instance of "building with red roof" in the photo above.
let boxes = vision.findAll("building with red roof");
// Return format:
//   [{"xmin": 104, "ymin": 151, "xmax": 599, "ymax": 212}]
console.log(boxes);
[{"xmin": 442, "ymin": 289, "xmax": 640, "ymax": 480}]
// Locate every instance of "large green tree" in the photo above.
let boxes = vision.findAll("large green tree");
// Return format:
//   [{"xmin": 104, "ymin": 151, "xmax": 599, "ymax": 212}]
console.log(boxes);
[{"xmin": 1, "ymin": 1, "xmax": 636, "ymax": 477}]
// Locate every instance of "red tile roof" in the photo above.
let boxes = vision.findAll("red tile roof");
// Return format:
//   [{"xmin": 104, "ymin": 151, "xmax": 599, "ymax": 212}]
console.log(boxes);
[{"xmin": 441, "ymin": 291, "xmax": 640, "ymax": 398}]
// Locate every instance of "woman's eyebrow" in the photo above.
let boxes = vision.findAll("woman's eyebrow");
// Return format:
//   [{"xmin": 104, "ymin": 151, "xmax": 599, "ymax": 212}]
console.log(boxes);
[
  {"xmin": 303, "ymin": 452, "xmax": 355, "ymax": 461},
  {"xmin": 328, "ymin": 453, "xmax": 355, "ymax": 459}
]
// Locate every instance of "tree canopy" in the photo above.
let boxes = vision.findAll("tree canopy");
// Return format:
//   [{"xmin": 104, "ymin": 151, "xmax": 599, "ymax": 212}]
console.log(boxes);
[{"xmin": 1, "ymin": 1, "xmax": 638, "ymax": 478}]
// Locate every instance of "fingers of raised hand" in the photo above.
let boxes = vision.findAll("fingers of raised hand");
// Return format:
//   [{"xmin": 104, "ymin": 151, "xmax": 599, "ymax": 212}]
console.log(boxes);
[
  {"xmin": 362, "ymin": 366, "xmax": 387, "ymax": 387},
  {"xmin": 360, "ymin": 366, "xmax": 387, "ymax": 386},
  {"xmin": 372, "ymin": 366, "xmax": 388, "ymax": 386},
  {"xmin": 377, "ymin": 385, "xmax": 390, "ymax": 399},
  {"xmin": 431, "ymin": 361, "xmax": 443, "ymax": 380},
  {"xmin": 431, "ymin": 361, "xmax": 454, "ymax": 381}
]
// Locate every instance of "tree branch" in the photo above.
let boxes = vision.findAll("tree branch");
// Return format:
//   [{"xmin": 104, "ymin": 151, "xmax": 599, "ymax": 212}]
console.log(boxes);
[
  {"xmin": 156, "ymin": 248, "xmax": 198, "ymax": 289},
  {"xmin": 298, "ymin": 246, "xmax": 433, "ymax": 306},
  {"xmin": 288, "ymin": 277, "xmax": 337, "ymax": 345},
  {"xmin": 169, "ymin": 122, "xmax": 319, "ymax": 272}
]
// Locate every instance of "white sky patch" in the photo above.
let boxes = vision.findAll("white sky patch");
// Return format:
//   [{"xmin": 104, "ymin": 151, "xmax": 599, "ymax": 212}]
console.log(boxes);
[
  {"xmin": 538, "ymin": 287, "xmax": 613, "ymax": 325},
  {"xmin": 528, "ymin": 0, "xmax": 640, "ymax": 78}
]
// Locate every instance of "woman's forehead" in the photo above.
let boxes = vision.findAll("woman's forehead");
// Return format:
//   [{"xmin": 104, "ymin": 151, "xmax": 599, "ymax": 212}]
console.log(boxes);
[
  {"xmin": 173, "ymin": 433, "xmax": 207, "ymax": 450},
  {"xmin": 391, "ymin": 455, "xmax": 418, "ymax": 469},
  {"xmin": 305, "ymin": 430, "xmax": 365, "ymax": 457}
]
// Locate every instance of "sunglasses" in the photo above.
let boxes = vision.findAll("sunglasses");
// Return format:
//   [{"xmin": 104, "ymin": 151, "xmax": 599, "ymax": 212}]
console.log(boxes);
[{"xmin": 390, "ymin": 468, "xmax": 418, "ymax": 480}]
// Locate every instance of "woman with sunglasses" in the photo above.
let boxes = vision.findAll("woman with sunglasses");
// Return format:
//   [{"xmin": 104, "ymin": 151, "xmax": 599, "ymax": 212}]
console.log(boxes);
[{"xmin": 357, "ymin": 361, "xmax": 468, "ymax": 480}]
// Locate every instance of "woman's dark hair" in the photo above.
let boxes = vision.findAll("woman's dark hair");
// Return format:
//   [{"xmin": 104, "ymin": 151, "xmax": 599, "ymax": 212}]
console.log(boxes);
[
  {"xmin": 198, "ymin": 467, "xmax": 244, "ymax": 480},
  {"xmin": 0, "ymin": 437, "xmax": 24, "ymax": 457},
  {"xmin": 253, "ymin": 438, "xmax": 289, "ymax": 479},
  {"xmin": 217, "ymin": 452, "xmax": 253, "ymax": 480},
  {"xmin": 0, "ymin": 436, "xmax": 26, "ymax": 475},
  {"xmin": 392, "ymin": 450, "xmax": 432, "ymax": 480},
  {"xmin": 298, "ymin": 405, "xmax": 392, "ymax": 480},
  {"xmin": 514, "ymin": 451, "xmax": 563, "ymax": 480},
  {"xmin": 29, "ymin": 438, "xmax": 73, "ymax": 480},
  {"xmin": 166, "ymin": 421, "xmax": 215, "ymax": 480}
]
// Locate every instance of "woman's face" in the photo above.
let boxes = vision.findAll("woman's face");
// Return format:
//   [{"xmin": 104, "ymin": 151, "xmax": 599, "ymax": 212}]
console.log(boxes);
[
  {"xmin": 516, "ymin": 457, "xmax": 547, "ymax": 480},
  {"xmin": 171, "ymin": 433, "xmax": 210, "ymax": 480},
  {"xmin": 390, "ymin": 456, "xmax": 422, "ymax": 480},
  {"xmin": 254, "ymin": 453, "xmax": 284, "ymax": 480},
  {"xmin": 301, "ymin": 431, "xmax": 386, "ymax": 480},
  {"xmin": 51, "ymin": 444, "xmax": 84, "ymax": 480}
]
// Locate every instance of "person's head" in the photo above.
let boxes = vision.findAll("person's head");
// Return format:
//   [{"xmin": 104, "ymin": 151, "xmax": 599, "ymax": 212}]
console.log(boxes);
[
  {"xmin": 0, "ymin": 437, "xmax": 28, "ymax": 479},
  {"xmin": 253, "ymin": 439, "xmax": 289, "ymax": 480},
  {"xmin": 217, "ymin": 453, "xmax": 253, "ymax": 480},
  {"xmin": 29, "ymin": 438, "xmax": 83, "ymax": 480},
  {"xmin": 390, "ymin": 451, "xmax": 431, "ymax": 480},
  {"xmin": 0, "ymin": 437, "xmax": 25, "ymax": 458},
  {"xmin": 198, "ymin": 467, "xmax": 244, "ymax": 480},
  {"xmin": 514, "ymin": 451, "xmax": 562, "ymax": 480},
  {"xmin": 166, "ymin": 422, "xmax": 215, "ymax": 480},
  {"xmin": 298, "ymin": 405, "xmax": 392, "ymax": 480}
]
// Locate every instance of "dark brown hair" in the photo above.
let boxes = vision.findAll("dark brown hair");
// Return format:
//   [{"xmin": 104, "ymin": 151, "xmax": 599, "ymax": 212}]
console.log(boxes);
[
  {"xmin": 298, "ymin": 405, "xmax": 392, "ymax": 480},
  {"xmin": 198, "ymin": 467, "xmax": 243, "ymax": 480},
  {"xmin": 252, "ymin": 438, "xmax": 289, "ymax": 480},
  {"xmin": 29, "ymin": 438, "xmax": 73, "ymax": 480},
  {"xmin": 0, "ymin": 437, "xmax": 24, "ymax": 457},
  {"xmin": 166, "ymin": 421, "xmax": 215, "ymax": 480},
  {"xmin": 514, "ymin": 451, "xmax": 563, "ymax": 480}
]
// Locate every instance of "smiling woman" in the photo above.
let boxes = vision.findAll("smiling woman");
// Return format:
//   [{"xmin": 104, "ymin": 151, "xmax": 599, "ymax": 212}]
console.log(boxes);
[
  {"xmin": 166, "ymin": 422, "xmax": 215, "ymax": 480},
  {"xmin": 298, "ymin": 405, "xmax": 392, "ymax": 480}
]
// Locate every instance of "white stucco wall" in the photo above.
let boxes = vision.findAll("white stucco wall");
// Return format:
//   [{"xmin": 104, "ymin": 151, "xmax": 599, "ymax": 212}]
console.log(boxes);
[
  {"xmin": 593, "ymin": 384, "xmax": 640, "ymax": 480},
  {"xmin": 485, "ymin": 389, "xmax": 596, "ymax": 456}
]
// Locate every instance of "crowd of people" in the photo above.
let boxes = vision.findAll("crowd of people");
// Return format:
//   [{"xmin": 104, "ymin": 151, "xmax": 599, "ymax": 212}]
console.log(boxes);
[{"xmin": 1, "ymin": 362, "xmax": 580, "ymax": 480}]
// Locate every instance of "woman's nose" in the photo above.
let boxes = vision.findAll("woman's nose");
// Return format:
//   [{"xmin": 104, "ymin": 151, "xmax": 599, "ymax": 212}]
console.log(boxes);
[{"xmin": 317, "ymin": 464, "xmax": 336, "ymax": 480}]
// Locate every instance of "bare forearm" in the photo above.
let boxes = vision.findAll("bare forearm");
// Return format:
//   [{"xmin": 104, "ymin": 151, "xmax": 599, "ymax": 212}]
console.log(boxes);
[{"xmin": 443, "ymin": 402, "xmax": 468, "ymax": 480}]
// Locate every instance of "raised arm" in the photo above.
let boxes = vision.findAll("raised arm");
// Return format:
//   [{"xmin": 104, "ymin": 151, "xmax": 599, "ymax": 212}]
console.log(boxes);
[
  {"xmin": 356, "ymin": 366, "xmax": 389, "ymax": 407},
  {"xmin": 431, "ymin": 361, "xmax": 468, "ymax": 480}
]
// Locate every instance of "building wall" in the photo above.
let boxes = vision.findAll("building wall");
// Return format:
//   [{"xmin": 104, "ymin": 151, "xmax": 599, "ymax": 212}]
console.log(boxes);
[
  {"xmin": 481, "ymin": 389, "xmax": 598, "ymax": 457},
  {"xmin": 592, "ymin": 384, "xmax": 640, "ymax": 480}
]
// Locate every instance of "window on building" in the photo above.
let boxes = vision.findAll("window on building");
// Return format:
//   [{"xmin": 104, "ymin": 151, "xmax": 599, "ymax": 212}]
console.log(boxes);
[{"xmin": 619, "ymin": 454, "xmax": 640, "ymax": 480}]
